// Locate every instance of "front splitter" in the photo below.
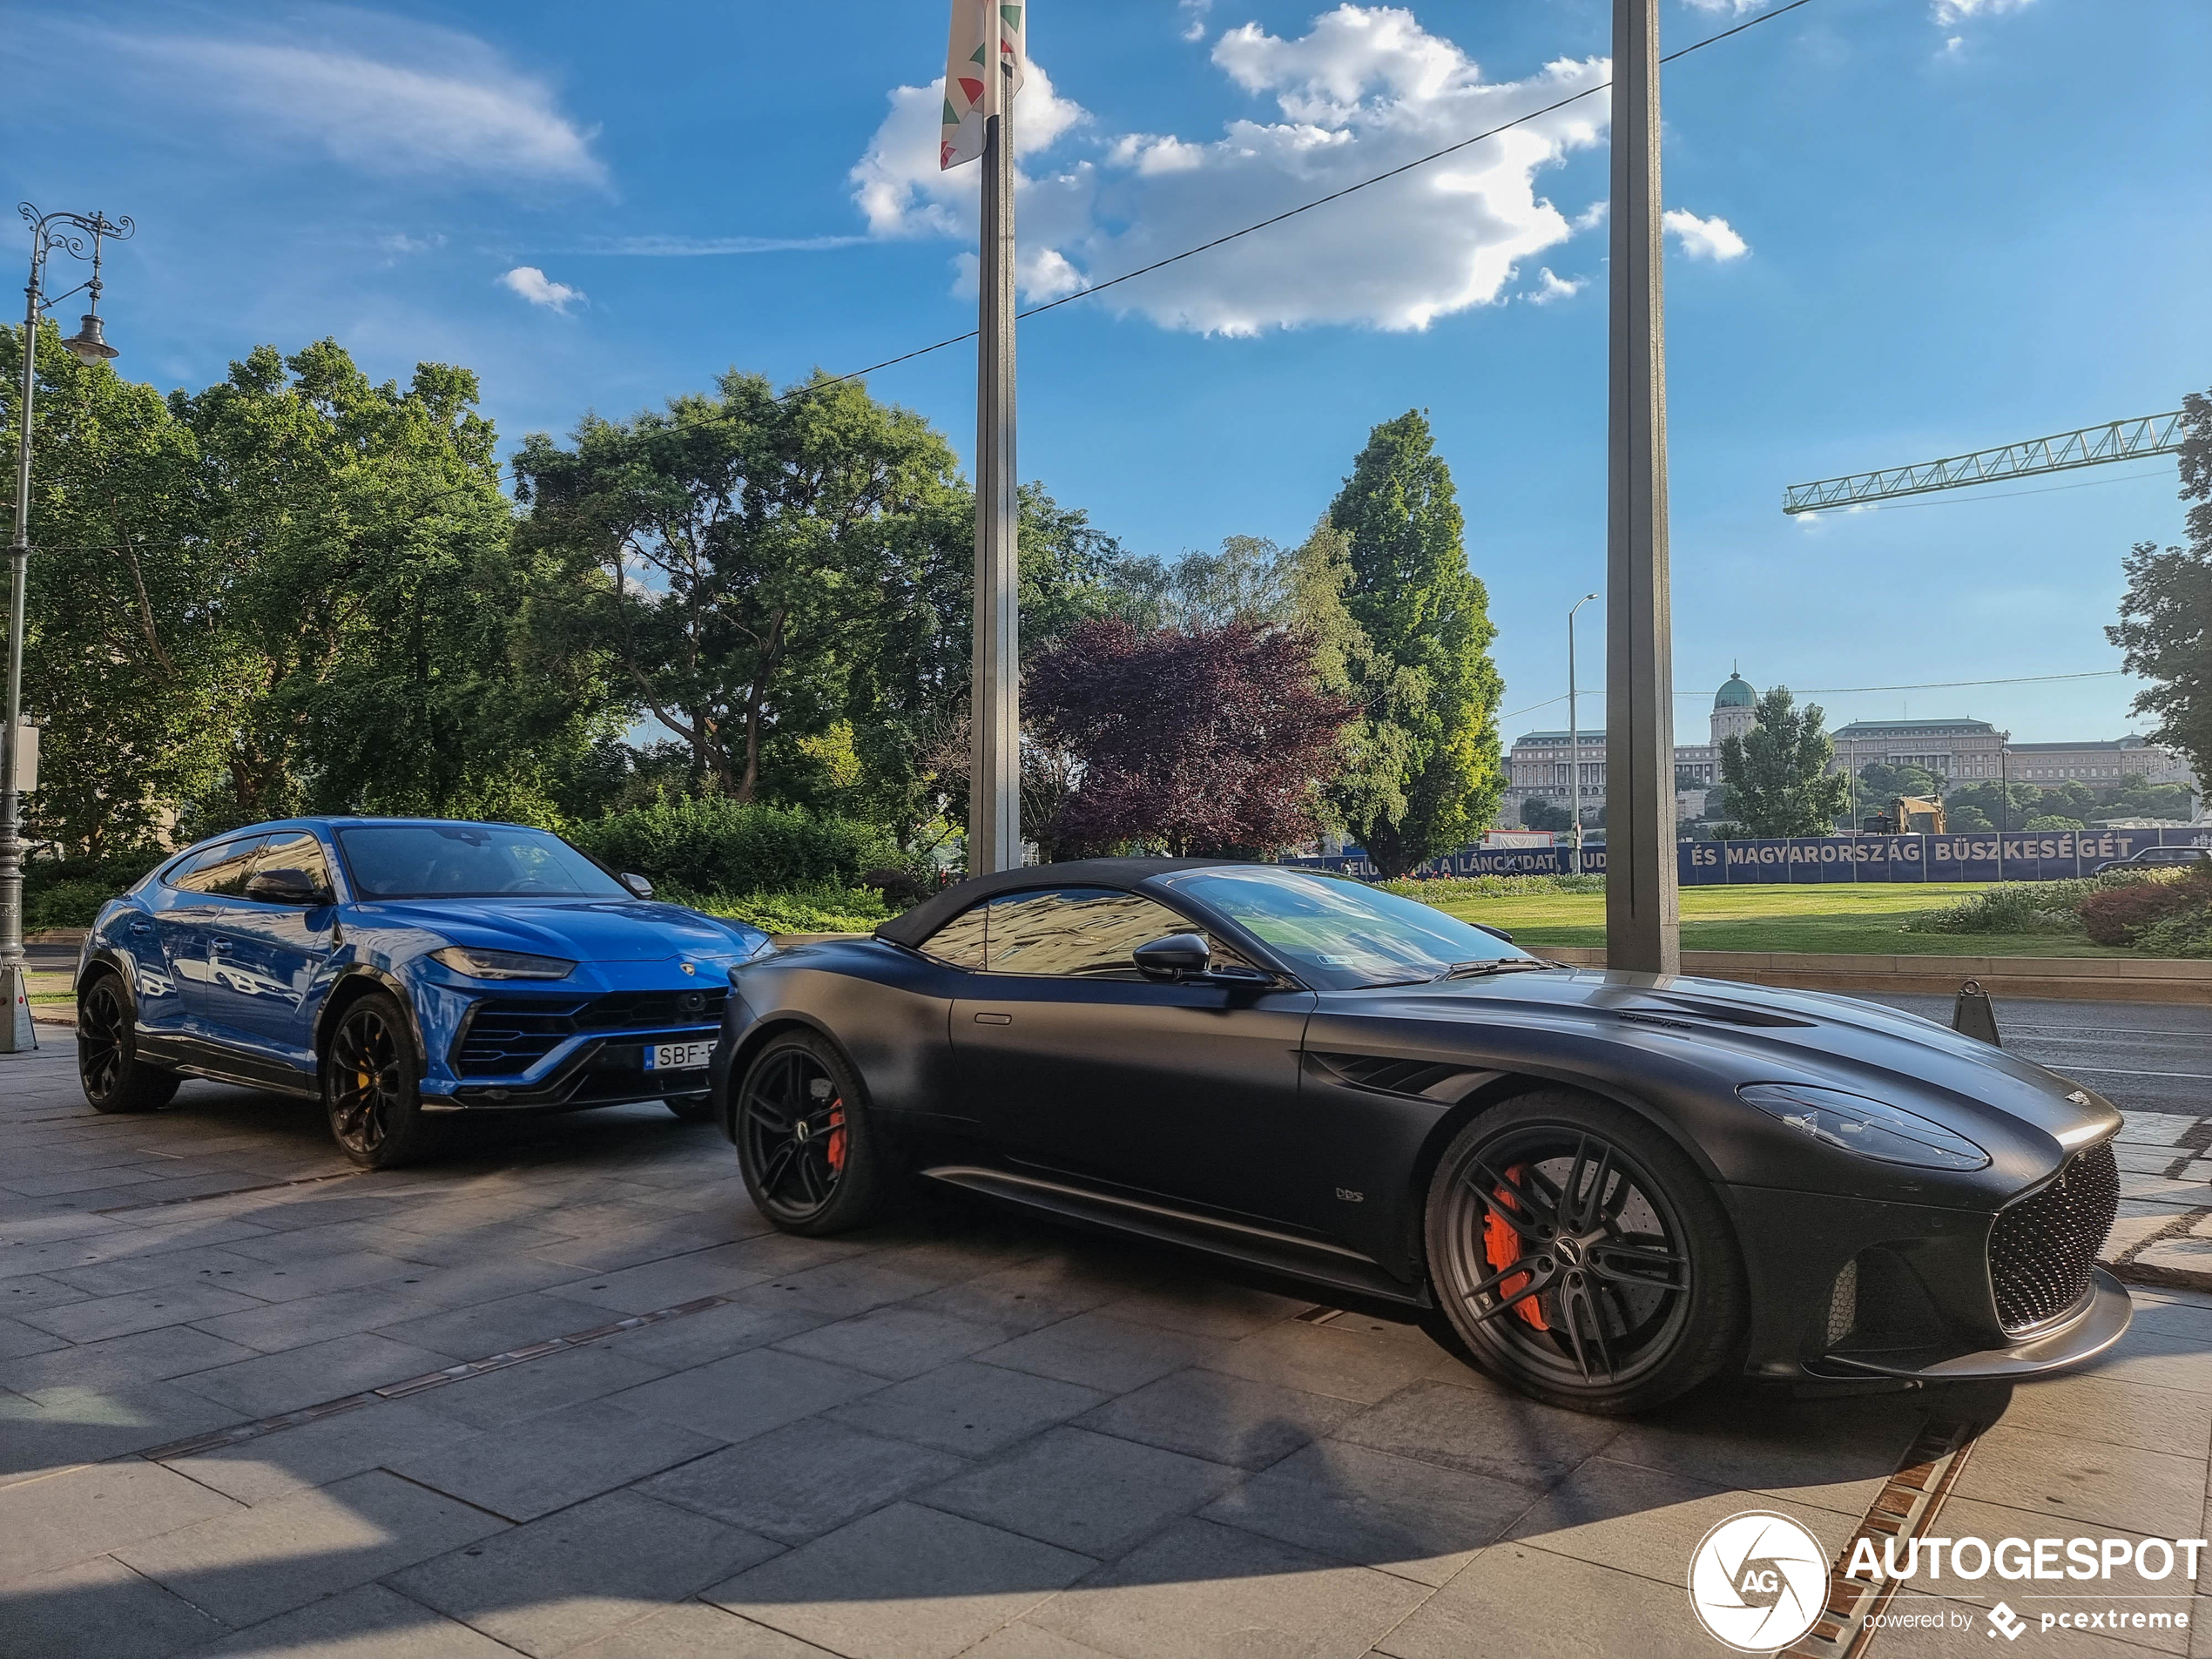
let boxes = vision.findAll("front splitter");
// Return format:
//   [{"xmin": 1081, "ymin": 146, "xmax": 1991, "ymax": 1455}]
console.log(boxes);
[{"xmin": 1813, "ymin": 1266, "xmax": 2133, "ymax": 1382}]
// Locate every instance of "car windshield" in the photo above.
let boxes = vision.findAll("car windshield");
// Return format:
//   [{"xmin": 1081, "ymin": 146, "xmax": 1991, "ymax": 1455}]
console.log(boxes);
[
  {"xmin": 335, "ymin": 824, "xmax": 630, "ymax": 900},
  {"xmin": 1159, "ymin": 866, "xmax": 1537, "ymax": 989}
]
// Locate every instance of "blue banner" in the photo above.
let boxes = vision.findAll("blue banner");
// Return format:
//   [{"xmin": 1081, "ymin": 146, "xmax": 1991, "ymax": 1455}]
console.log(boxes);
[{"xmin": 1289, "ymin": 826, "xmax": 2210, "ymax": 886}]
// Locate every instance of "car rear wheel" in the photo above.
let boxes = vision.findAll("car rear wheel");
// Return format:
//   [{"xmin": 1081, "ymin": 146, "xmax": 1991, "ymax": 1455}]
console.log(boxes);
[
  {"xmin": 734, "ymin": 1032, "xmax": 885, "ymax": 1235},
  {"xmin": 1425, "ymin": 1089, "xmax": 1744, "ymax": 1415},
  {"xmin": 322, "ymin": 992, "xmax": 434, "ymax": 1170},
  {"xmin": 77, "ymin": 972, "xmax": 180, "ymax": 1114}
]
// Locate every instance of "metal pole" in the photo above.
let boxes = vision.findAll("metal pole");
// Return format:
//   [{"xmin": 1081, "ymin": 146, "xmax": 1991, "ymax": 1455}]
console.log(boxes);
[
  {"xmin": 1, "ymin": 233, "xmax": 40, "ymax": 1049},
  {"xmin": 1603, "ymin": 0, "xmax": 1679, "ymax": 974},
  {"xmin": 968, "ymin": 62, "xmax": 1021, "ymax": 874},
  {"xmin": 1568, "ymin": 592, "xmax": 1595, "ymax": 876}
]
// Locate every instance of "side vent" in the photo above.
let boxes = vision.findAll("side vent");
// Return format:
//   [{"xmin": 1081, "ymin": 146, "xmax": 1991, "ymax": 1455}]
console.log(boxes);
[{"xmin": 1307, "ymin": 1052, "xmax": 1484, "ymax": 1101}]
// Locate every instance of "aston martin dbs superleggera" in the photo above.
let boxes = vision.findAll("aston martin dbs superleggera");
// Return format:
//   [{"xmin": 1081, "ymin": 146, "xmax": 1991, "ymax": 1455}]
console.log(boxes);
[{"xmin": 710, "ymin": 859, "xmax": 2130, "ymax": 1413}]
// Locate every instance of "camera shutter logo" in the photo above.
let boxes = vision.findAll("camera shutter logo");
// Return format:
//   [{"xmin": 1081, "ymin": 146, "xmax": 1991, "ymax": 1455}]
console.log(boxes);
[{"xmin": 1687, "ymin": 1510, "xmax": 1829, "ymax": 1652}]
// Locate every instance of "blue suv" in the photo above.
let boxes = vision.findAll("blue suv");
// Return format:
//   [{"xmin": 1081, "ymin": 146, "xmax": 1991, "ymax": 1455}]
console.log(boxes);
[{"xmin": 75, "ymin": 818, "xmax": 772, "ymax": 1167}]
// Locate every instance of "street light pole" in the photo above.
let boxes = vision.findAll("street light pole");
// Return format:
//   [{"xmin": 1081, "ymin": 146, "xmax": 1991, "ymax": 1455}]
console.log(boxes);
[
  {"xmin": 3, "ymin": 203, "xmax": 130, "ymax": 1053},
  {"xmin": 1567, "ymin": 592, "xmax": 1596, "ymax": 876}
]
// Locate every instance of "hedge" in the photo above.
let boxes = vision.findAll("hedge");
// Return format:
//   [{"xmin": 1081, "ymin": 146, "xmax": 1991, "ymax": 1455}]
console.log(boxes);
[{"xmin": 566, "ymin": 797, "xmax": 911, "ymax": 900}]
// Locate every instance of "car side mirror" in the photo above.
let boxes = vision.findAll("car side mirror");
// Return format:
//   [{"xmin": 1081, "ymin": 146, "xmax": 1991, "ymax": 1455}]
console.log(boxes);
[
  {"xmin": 620, "ymin": 873, "xmax": 655, "ymax": 900},
  {"xmin": 1133, "ymin": 932, "xmax": 1211, "ymax": 981},
  {"xmin": 244, "ymin": 867, "xmax": 332, "ymax": 907}
]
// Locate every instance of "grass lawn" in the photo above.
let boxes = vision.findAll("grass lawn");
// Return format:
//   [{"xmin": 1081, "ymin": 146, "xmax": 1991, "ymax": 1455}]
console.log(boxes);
[{"xmin": 1428, "ymin": 882, "xmax": 2142, "ymax": 958}]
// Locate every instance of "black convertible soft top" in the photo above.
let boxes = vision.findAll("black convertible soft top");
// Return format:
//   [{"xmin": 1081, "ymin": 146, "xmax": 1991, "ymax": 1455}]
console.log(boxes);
[{"xmin": 873, "ymin": 857, "xmax": 1245, "ymax": 948}]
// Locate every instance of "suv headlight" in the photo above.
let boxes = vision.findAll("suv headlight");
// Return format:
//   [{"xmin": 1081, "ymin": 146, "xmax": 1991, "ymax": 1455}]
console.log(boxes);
[
  {"xmin": 1738, "ymin": 1082, "xmax": 1989, "ymax": 1170},
  {"xmin": 428, "ymin": 947, "xmax": 576, "ymax": 981}
]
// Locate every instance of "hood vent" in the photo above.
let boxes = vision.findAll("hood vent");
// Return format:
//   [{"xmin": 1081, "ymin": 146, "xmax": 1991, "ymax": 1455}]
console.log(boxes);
[
  {"xmin": 1629, "ymin": 995, "xmax": 1815, "ymax": 1029},
  {"xmin": 1308, "ymin": 1052, "xmax": 1486, "ymax": 1101}
]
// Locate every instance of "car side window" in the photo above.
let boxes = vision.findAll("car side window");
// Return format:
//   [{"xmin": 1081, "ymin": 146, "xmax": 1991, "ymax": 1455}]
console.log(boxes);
[
  {"xmin": 169, "ymin": 837, "xmax": 269, "ymax": 897},
  {"xmin": 918, "ymin": 902, "xmax": 989, "ymax": 970},
  {"xmin": 984, "ymin": 887, "xmax": 1251, "ymax": 980},
  {"xmin": 251, "ymin": 832, "xmax": 334, "ymax": 899}
]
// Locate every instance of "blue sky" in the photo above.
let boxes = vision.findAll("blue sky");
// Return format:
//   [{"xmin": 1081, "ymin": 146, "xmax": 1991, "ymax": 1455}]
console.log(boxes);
[{"xmin": 5, "ymin": 0, "xmax": 2207, "ymax": 746}]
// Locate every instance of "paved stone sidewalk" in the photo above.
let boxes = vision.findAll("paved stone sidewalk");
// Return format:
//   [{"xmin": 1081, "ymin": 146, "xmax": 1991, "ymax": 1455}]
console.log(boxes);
[{"xmin": 2, "ymin": 1036, "xmax": 2208, "ymax": 1659}]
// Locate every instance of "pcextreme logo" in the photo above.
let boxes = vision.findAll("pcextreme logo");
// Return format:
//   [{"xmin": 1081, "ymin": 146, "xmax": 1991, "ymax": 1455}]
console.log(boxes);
[{"xmin": 1687, "ymin": 1510, "xmax": 1829, "ymax": 1652}]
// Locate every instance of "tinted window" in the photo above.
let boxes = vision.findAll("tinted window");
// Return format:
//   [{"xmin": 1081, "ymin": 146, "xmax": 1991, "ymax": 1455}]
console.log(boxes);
[
  {"xmin": 251, "ymin": 832, "xmax": 334, "ymax": 899},
  {"xmin": 1161, "ymin": 866, "xmax": 1533, "ymax": 988},
  {"xmin": 170, "ymin": 837, "xmax": 268, "ymax": 898},
  {"xmin": 985, "ymin": 887, "xmax": 1246, "ymax": 980},
  {"xmin": 919, "ymin": 902, "xmax": 989, "ymax": 970},
  {"xmin": 334, "ymin": 824, "xmax": 628, "ymax": 900}
]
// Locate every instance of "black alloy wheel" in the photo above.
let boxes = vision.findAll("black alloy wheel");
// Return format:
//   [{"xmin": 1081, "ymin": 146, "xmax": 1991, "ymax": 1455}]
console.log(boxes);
[
  {"xmin": 735, "ymin": 1034, "xmax": 884, "ymax": 1235},
  {"xmin": 322, "ymin": 992, "xmax": 431, "ymax": 1170},
  {"xmin": 77, "ymin": 973, "xmax": 179, "ymax": 1114},
  {"xmin": 1426, "ymin": 1090, "xmax": 1743, "ymax": 1414}
]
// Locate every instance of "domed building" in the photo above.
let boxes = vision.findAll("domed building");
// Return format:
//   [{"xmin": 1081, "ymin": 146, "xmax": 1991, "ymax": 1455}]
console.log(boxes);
[{"xmin": 1502, "ymin": 669, "xmax": 1753, "ymax": 827}]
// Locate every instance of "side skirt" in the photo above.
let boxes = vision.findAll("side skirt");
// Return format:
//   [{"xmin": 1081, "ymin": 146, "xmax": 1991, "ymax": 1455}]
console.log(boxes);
[
  {"xmin": 920, "ymin": 1163, "xmax": 1434, "ymax": 1311},
  {"xmin": 135, "ymin": 1032, "xmax": 321, "ymax": 1101}
]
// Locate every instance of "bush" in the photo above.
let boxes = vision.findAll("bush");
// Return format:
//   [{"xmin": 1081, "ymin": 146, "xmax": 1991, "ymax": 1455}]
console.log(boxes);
[
  {"xmin": 1373, "ymin": 873, "xmax": 1606, "ymax": 902},
  {"xmin": 569, "ymin": 797, "xmax": 909, "ymax": 897},
  {"xmin": 2080, "ymin": 875, "xmax": 2209, "ymax": 946},
  {"xmin": 24, "ymin": 852, "xmax": 168, "ymax": 932},
  {"xmin": 1901, "ymin": 883, "xmax": 2087, "ymax": 937},
  {"xmin": 667, "ymin": 883, "xmax": 892, "ymax": 935},
  {"xmin": 2132, "ymin": 898, "xmax": 2212, "ymax": 958}
]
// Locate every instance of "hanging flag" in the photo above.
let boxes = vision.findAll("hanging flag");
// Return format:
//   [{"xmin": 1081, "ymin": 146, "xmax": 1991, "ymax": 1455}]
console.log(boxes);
[{"xmin": 941, "ymin": 1, "xmax": 1025, "ymax": 170}]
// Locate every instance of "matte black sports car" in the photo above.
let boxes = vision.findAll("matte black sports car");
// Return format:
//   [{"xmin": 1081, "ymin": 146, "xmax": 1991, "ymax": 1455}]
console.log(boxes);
[{"xmin": 710, "ymin": 859, "xmax": 2130, "ymax": 1413}]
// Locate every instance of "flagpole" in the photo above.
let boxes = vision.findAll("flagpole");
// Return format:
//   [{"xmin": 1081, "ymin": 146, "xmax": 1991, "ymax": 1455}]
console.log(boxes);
[{"xmin": 970, "ymin": 44, "xmax": 1022, "ymax": 873}]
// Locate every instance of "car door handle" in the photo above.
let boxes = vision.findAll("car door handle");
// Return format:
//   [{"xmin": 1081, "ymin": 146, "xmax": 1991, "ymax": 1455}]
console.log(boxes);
[{"xmin": 973, "ymin": 1011, "xmax": 1012, "ymax": 1026}]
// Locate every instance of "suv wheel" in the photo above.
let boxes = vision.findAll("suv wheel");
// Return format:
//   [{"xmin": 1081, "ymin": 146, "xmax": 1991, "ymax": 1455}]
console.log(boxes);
[{"xmin": 77, "ymin": 972, "xmax": 180, "ymax": 1114}]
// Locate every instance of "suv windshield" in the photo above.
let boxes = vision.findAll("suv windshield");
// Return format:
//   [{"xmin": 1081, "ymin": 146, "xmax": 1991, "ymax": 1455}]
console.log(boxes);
[
  {"xmin": 335, "ymin": 824, "xmax": 629, "ymax": 900},
  {"xmin": 1160, "ymin": 866, "xmax": 1536, "ymax": 989}
]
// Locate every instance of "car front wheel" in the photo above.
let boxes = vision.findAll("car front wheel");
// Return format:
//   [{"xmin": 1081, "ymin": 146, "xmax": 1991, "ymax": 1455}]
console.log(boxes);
[
  {"xmin": 77, "ymin": 972, "xmax": 180, "ymax": 1114},
  {"xmin": 1425, "ymin": 1089, "xmax": 1744, "ymax": 1415},
  {"xmin": 733, "ymin": 1032, "xmax": 885, "ymax": 1235},
  {"xmin": 321, "ymin": 991, "xmax": 434, "ymax": 1170}
]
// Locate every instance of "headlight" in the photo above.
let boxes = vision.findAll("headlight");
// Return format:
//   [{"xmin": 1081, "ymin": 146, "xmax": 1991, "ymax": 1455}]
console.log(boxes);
[
  {"xmin": 1738, "ymin": 1082, "xmax": 1989, "ymax": 1170},
  {"xmin": 428, "ymin": 947, "xmax": 576, "ymax": 981}
]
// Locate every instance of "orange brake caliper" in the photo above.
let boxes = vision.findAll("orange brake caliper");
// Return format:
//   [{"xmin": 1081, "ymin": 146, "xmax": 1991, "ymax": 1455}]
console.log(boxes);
[
  {"xmin": 825, "ymin": 1100, "xmax": 846, "ymax": 1173},
  {"xmin": 1481, "ymin": 1163, "xmax": 1550, "ymax": 1330}
]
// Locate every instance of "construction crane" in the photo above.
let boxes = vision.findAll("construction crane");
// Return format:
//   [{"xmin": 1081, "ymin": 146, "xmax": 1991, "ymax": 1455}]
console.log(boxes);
[{"xmin": 1782, "ymin": 409, "xmax": 2187, "ymax": 516}]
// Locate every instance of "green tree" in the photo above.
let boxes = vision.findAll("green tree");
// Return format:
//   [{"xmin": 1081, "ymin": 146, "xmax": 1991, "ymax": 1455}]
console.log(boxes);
[
  {"xmin": 1861, "ymin": 761, "xmax": 1946, "ymax": 804},
  {"xmin": 1717, "ymin": 685, "xmax": 1852, "ymax": 835},
  {"xmin": 2107, "ymin": 388, "xmax": 2212, "ymax": 791},
  {"xmin": 1520, "ymin": 797, "xmax": 1573, "ymax": 832},
  {"xmin": 1326, "ymin": 410, "xmax": 1504, "ymax": 876},
  {"xmin": 1946, "ymin": 779, "xmax": 2040, "ymax": 831}
]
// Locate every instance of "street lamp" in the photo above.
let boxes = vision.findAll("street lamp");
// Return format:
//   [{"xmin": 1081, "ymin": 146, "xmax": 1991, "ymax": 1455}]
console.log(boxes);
[
  {"xmin": 1567, "ymin": 592, "xmax": 1598, "ymax": 877},
  {"xmin": 3, "ymin": 203, "xmax": 132, "ymax": 1053}
]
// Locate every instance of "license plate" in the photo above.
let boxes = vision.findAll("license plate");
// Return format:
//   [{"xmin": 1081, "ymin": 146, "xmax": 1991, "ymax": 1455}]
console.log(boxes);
[{"xmin": 644, "ymin": 1040, "xmax": 716, "ymax": 1072}]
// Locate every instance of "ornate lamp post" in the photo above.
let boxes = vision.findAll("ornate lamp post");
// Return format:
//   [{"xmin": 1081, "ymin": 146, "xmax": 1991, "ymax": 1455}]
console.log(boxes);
[{"xmin": 3, "ymin": 204, "xmax": 132, "ymax": 1053}]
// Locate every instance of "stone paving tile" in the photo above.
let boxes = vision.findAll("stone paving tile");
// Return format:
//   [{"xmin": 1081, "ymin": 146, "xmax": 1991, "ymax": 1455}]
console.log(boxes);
[
  {"xmin": 641, "ymin": 1416, "xmax": 972, "ymax": 1545},
  {"xmin": 978, "ymin": 1311, "xmax": 1228, "ymax": 1395},
  {"xmin": 961, "ymin": 1622, "xmax": 1121, "ymax": 1659},
  {"xmin": 1983, "ymin": 1368, "xmax": 2212, "ymax": 1458},
  {"xmin": 205, "ymin": 1250, "xmax": 430, "ymax": 1304},
  {"xmin": 0, "ymin": 1379, "xmax": 243, "ymax": 1482},
  {"xmin": 564, "ymin": 1601, "xmax": 841, "ymax": 1658},
  {"xmin": 1031, "ymin": 1514, "xmax": 1428, "ymax": 1659},
  {"xmin": 705, "ymin": 1501, "xmax": 1096, "ymax": 1659},
  {"xmin": 1076, "ymin": 1365, "xmax": 1365, "ymax": 1471},
  {"xmin": 921, "ymin": 1426, "xmax": 1244, "ymax": 1559},
  {"xmin": 44, "ymin": 1244, "xmax": 272, "ymax": 1298},
  {"xmin": 17, "ymin": 1279, "xmax": 266, "ymax": 1344},
  {"xmin": 827, "ymin": 1359, "xmax": 1111, "ymax": 1458},
  {"xmin": 0, "ymin": 1458, "xmax": 243, "ymax": 1584},
  {"xmin": 166, "ymin": 1396, "xmax": 485, "ymax": 1505},
  {"xmin": 408, "ymin": 1343, "xmax": 669, "ymax": 1429},
  {"xmin": 389, "ymin": 1395, "xmax": 725, "ymax": 1521},
  {"xmin": 0, "ymin": 1272, "xmax": 95, "ymax": 1317},
  {"xmin": 771, "ymin": 1303, "xmax": 1008, "ymax": 1381},
  {"xmin": 1096, "ymin": 1278, "xmax": 1314, "ymax": 1340},
  {"xmin": 391, "ymin": 1488, "xmax": 784, "ymax": 1658},
  {"xmin": 216, "ymin": 1219, "xmax": 400, "ymax": 1266},
  {"xmin": 189, "ymin": 1285, "xmax": 447, "ymax": 1354},
  {"xmin": 1201, "ymin": 1318, "xmax": 1454, "ymax": 1405},
  {"xmin": 4, "ymin": 1163, "xmax": 172, "ymax": 1197},
  {"xmin": 172, "ymin": 1330, "xmax": 456, "ymax": 1417},
  {"xmin": 189, "ymin": 1581, "xmax": 520, "ymax": 1658},
  {"xmin": 0, "ymin": 1551, "xmax": 228, "ymax": 1659},
  {"xmin": 0, "ymin": 1321, "xmax": 260, "ymax": 1394},
  {"xmin": 735, "ymin": 1258, "xmax": 954, "ymax": 1322},
  {"xmin": 1201, "ymin": 1438, "xmax": 1533, "ymax": 1586},
  {"xmin": 904, "ymin": 1253, "xmax": 1161, "ymax": 1337},
  {"xmin": 1333, "ymin": 1377, "xmax": 1622, "ymax": 1490},
  {"xmin": 544, "ymin": 1239, "xmax": 818, "ymax": 1312},
  {"xmin": 597, "ymin": 1298, "xmax": 826, "ymax": 1372},
  {"xmin": 1600, "ymin": 1389, "xmax": 1923, "ymax": 1519},
  {"xmin": 1949, "ymin": 1421, "xmax": 2209, "ymax": 1539},
  {"xmin": 0, "ymin": 1315, "xmax": 64, "ymax": 1361},
  {"xmin": 1379, "ymin": 1539, "xmax": 1733, "ymax": 1659},
  {"xmin": 368, "ymin": 1289, "xmax": 627, "ymax": 1358},
  {"xmin": 113, "ymin": 1467, "xmax": 508, "ymax": 1629},
  {"xmin": 613, "ymin": 1345, "xmax": 886, "ymax": 1446}
]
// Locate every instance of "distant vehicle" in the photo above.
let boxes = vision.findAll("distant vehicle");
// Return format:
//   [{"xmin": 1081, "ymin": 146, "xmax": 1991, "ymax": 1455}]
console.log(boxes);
[
  {"xmin": 75, "ymin": 819, "xmax": 771, "ymax": 1167},
  {"xmin": 713, "ymin": 857, "xmax": 2129, "ymax": 1415},
  {"xmin": 2090, "ymin": 844, "xmax": 2209, "ymax": 875},
  {"xmin": 1864, "ymin": 795, "xmax": 1946, "ymax": 835}
]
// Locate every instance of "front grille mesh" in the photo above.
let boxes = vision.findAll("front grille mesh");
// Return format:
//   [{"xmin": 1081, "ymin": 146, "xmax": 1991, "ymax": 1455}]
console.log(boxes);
[
  {"xmin": 455, "ymin": 989, "xmax": 725, "ymax": 1077},
  {"xmin": 1989, "ymin": 1140, "xmax": 2119, "ymax": 1334}
]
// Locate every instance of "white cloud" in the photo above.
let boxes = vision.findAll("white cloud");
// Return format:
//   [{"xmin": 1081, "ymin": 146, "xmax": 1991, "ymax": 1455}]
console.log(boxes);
[
  {"xmin": 1662, "ymin": 208, "xmax": 1750, "ymax": 261},
  {"xmin": 850, "ymin": 5, "xmax": 1609, "ymax": 334},
  {"xmin": 91, "ymin": 8, "xmax": 604, "ymax": 187},
  {"xmin": 573, "ymin": 234, "xmax": 869, "ymax": 256},
  {"xmin": 1527, "ymin": 267, "xmax": 1585, "ymax": 304},
  {"xmin": 1681, "ymin": 0, "xmax": 1771, "ymax": 14},
  {"xmin": 1180, "ymin": 0, "xmax": 1216, "ymax": 42},
  {"xmin": 1572, "ymin": 200, "xmax": 1608, "ymax": 233},
  {"xmin": 500, "ymin": 266, "xmax": 585, "ymax": 313},
  {"xmin": 379, "ymin": 232, "xmax": 445, "ymax": 255},
  {"xmin": 1933, "ymin": 0, "xmax": 2031, "ymax": 23}
]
